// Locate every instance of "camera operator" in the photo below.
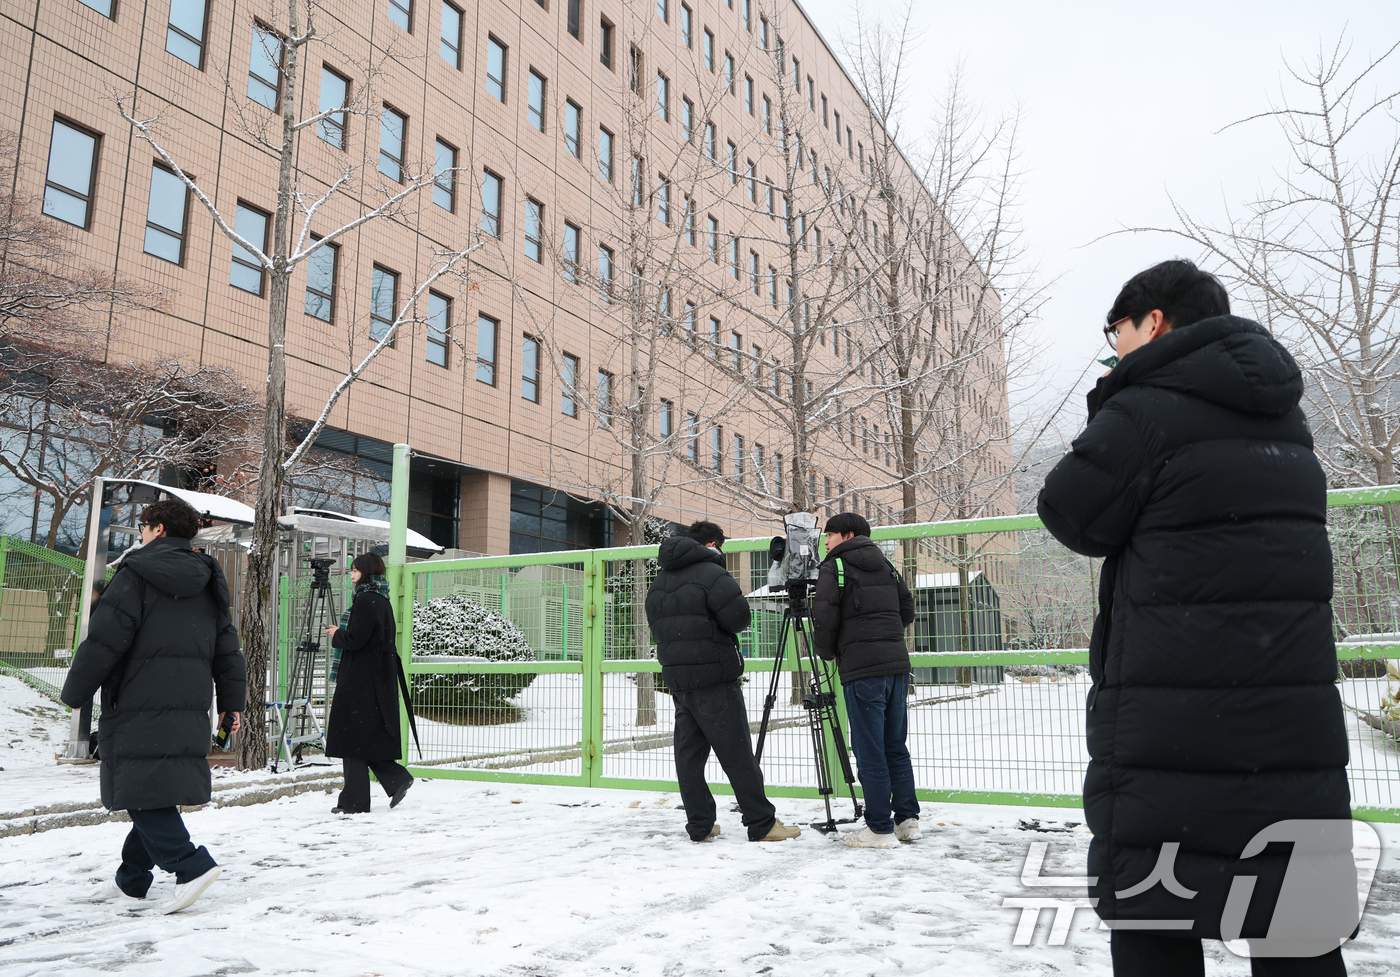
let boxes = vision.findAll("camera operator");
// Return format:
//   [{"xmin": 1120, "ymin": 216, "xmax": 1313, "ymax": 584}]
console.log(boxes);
[
  {"xmin": 811, "ymin": 512, "xmax": 918, "ymax": 849},
  {"xmin": 61, "ymin": 498, "xmax": 245, "ymax": 914},
  {"xmin": 645, "ymin": 521, "xmax": 800, "ymax": 842},
  {"xmin": 1037, "ymin": 260, "xmax": 1351, "ymax": 976}
]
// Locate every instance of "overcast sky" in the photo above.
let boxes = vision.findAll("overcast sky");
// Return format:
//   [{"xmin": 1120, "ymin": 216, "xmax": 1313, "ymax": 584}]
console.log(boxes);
[{"xmin": 794, "ymin": 0, "xmax": 1400, "ymax": 427}]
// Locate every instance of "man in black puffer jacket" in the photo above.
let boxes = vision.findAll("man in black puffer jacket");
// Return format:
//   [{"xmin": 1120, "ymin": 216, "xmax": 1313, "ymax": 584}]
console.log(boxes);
[
  {"xmin": 645, "ymin": 521, "xmax": 798, "ymax": 842},
  {"xmin": 1038, "ymin": 260, "xmax": 1352, "ymax": 977},
  {"xmin": 811, "ymin": 512, "xmax": 917, "ymax": 849},
  {"xmin": 62, "ymin": 498, "xmax": 246, "ymax": 915}
]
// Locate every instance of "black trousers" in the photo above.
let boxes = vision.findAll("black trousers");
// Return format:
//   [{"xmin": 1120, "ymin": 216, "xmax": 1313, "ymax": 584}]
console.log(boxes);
[
  {"xmin": 672, "ymin": 680, "xmax": 776, "ymax": 841},
  {"xmin": 115, "ymin": 807, "xmax": 217, "ymax": 897},
  {"xmin": 1111, "ymin": 931, "xmax": 1347, "ymax": 977},
  {"xmin": 338, "ymin": 758, "xmax": 412, "ymax": 813}
]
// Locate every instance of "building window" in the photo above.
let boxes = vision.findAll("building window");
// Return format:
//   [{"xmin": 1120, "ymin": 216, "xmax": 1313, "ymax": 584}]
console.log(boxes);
[
  {"xmin": 561, "ymin": 353, "xmax": 580, "ymax": 416},
  {"xmin": 742, "ymin": 0, "xmax": 751, "ymax": 31},
  {"xmin": 565, "ymin": 100, "xmax": 582, "ymax": 157},
  {"xmin": 598, "ymin": 126, "xmax": 613, "ymax": 181},
  {"xmin": 379, "ymin": 105, "xmax": 406, "ymax": 181},
  {"xmin": 656, "ymin": 0, "xmax": 667, "ymax": 22},
  {"xmin": 807, "ymin": 77, "xmax": 814, "ymax": 109},
  {"xmin": 476, "ymin": 313, "xmax": 498, "ymax": 384},
  {"xmin": 230, "ymin": 202, "xmax": 268, "ymax": 295},
  {"xmin": 762, "ymin": 95, "xmax": 771, "ymax": 134},
  {"xmin": 563, "ymin": 221, "xmax": 580, "ymax": 282},
  {"xmin": 426, "ymin": 292, "xmax": 450, "ymax": 366},
  {"xmin": 369, "ymin": 265, "xmax": 397, "ymax": 340},
  {"xmin": 710, "ymin": 426, "xmax": 723, "ymax": 472},
  {"xmin": 657, "ymin": 177, "xmax": 670, "ymax": 225},
  {"xmin": 686, "ymin": 412, "xmax": 698, "ymax": 463},
  {"xmin": 304, "ymin": 237, "xmax": 337, "ymax": 321},
  {"xmin": 631, "ymin": 154, "xmax": 644, "ymax": 207},
  {"xmin": 509, "ymin": 480, "xmax": 609, "ymax": 554},
  {"xmin": 681, "ymin": 95, "xmax": 693, "ymax": 140},
  {"xmin": 528, "ymin": 70, "xmax": 546, "ymax": 131},
  {"xmin": 247, "ymin": 25, "xmax": 282, "ymax": 109},
  {"xmin": 433, "ymin": 139, "xmax": 456, "ymax": 211},
  {"xmin": 480, "ymin": 170, "xmax": 502, "ymax": 236},
  {"xmin": 77, "ymin": 0, "xmax": 112, "ymax": 15},
  {"xmin": 730, "ymin": 331, "xmax": 742, "ymax": 371},
  {"xmin": 656, "ymin": 72, "xmax": 669, "ymax": 121},
  {"xmin": 486, "ymin": 37, "xmax": 506, "ymax": 100},
  {"xmin": 759, "ymin": 16, "xmax": 768, "ymax": 48},
  {"xmin": 746, "ymin": 160, "xmax": 756, "ymax": 202},
  {"xmin": 768, "ymin": 268, "xmax": 777, "ymax": 306},
  {"xmin": 728, "ymin": 236, "xmax": 739, "ymax": 278},
  {"xmin": 834, "ymin": 110, "xmax": 841, "ymax": 140},
  {"xmin": 319, "ymin": 67, "xmax": 349, "ymax": 148},
  {"xmin": 725, "ymin": 53, "xmax": 734, "ymax": 92},
  {"xmin": 598, "ymin": 245, "xmax": 614, "ymax": 302},
  {"xmin": 440, "ymin": 2, "xmax": 462, "ymax": 66},
  {"xmin": 749, "ymin": 250, "xmax": 759, "ymax": 294},
  {"xmin": 704, "ymin": 29, "xmax": 714, "ymax": 70},
  {"xmin": 704, "ymin": 121, "xmax": 716, "ymax": 159},
  {"xmin": 734, "ymin": 434, "xmax": 745, "ymax": 483},
  {"xmin": 567, "ymin": 0, "xmax": 580, "ymax": 39},
  {"xmin": 792, "ymin": 57, "xmax": 800, "ymax": 92},
  {"xmin": 388, "ymin": 0, "xmax": 411, "ymax": 31},
  {"xmin": 680, "ymin": 3, "xmax": 691, "ymax": 45},
  {"xmin": 726, "ymin": 141, "xmax": 737, "ymax": 182},
  {"xmin": 744, "ymin": 75, "xmax": 753, "ymax": 114},
  {"xmin": 685, "ymin": 301, "xmax": 697, "ymax": 336},
  {"xmin": 684, "ymin": 196, "xmax": 696, "ymax": 245},
  {"xmin": 166, "ymin": 0, "xmax": 208, "ymax": 68},
  {"xmin": 143, "ymin": 165, "xmax": 188, "ymax": 263},
  {"xmin": 660, "ymin": 398, "xmax": 673, "ymax": 437},
  {"xmin": 600, "ymin": 17, "xmax": 613, "ymax": 68},
  {"xmin": 43, "ymin": 119, "xmax": 98, "ymax": 229},
  {"xmin": 525, "ymin": 198, "xmax": 544, "ymax": 262},
  {"xmin": 821, "ymin": 94, "xmax": 828, "ymax": 126},
  {"xmin": 522, "ymin": 335, "xmax": 541, "ymax": 402},
  {"xmin": 597, "ymin": 369, "xmax": 612, "ymax": 427},
  {"xmin": 707, "ymin": 216, "xmax": 719, "ymax": 261},
  {"xmin": 629, "ymin": 45, "xmax": 643, "ymax": 95}
]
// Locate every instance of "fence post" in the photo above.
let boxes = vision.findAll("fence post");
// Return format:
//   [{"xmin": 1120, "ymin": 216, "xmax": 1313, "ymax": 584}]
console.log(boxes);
[
  {"xmin": 388, "ymin": 444, "xmax": 412, "ymax": 765},
  {"xmin": 581, "ymin": 551, "xmax": 605, "ymax": 786},
  {"xmin": 0, "ymin": 537, "xmax": 8, "ymax": 634}
]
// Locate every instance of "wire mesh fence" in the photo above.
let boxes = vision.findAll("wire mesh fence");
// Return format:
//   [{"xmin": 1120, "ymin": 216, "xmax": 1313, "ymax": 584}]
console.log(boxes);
[
  {"xmin": 0, "ymin": 536, "xmax": 87, "ymax": 675},
  {"xmin": 399, "ymin": 492, "xmax": 1400, "ymax": 819}
]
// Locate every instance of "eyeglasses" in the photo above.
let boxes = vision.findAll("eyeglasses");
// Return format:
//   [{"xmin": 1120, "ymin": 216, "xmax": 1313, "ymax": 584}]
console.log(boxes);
[{"xmin": 1103, "ymin": 316, "xmax": 1131, "ymax": 351}]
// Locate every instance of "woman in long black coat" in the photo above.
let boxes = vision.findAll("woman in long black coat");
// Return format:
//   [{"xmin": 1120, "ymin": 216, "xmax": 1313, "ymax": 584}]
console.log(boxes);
[{"xmin": 324, "ymin": 552, "xmax": 414, "ymax": 813}]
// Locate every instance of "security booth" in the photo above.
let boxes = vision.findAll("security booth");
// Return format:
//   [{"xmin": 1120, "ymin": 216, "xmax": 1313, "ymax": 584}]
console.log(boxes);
[{"xmin": 911, "ymin": 571, "xmax": 1006, "ymax": 686}]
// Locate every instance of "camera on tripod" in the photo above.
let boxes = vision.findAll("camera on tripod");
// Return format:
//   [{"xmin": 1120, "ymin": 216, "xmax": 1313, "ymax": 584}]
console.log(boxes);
[
  {"xmin": 304, "ymin": 557, "xmax": 335, "ymax": 582},
  {"xmin": 766, "ymin": 511, "xmax": 823, "ymax": 592}
]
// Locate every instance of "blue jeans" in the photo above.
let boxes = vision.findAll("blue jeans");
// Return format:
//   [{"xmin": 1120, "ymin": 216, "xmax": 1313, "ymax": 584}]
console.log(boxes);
[{"xmin": 843, "ymin": 673, "xmax": 919, "ymax": 834}]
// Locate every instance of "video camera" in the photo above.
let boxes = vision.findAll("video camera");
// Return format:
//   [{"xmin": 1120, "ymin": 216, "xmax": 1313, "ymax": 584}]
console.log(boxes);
[{"xmin": 767, "ymin": 511, "xmax": 823, "ymax": 591}]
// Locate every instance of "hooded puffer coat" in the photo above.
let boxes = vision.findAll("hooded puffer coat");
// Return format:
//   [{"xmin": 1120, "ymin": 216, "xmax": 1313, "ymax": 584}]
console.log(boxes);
[
  {"xmin": 645, "ymin": 536, "xmax": 752, "ymax": 692},
  {"xmin": 811, "ymin": 535, "xmax": 915, "ymax": 682},
  {"xmin": 1037, "ymin": 315, "xmax": 1350, "ymax": 939},
  {"xmin": 61, "ymin": 536, "xmax": 246, "ymax": 811}
]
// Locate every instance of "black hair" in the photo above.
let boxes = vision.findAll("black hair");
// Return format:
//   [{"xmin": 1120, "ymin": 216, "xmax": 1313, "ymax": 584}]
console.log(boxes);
[
  {"xmin": 352, "ymin": 552, "xmax": 387, "ymax": 577},
  {"xmin": 139, "ymin": 498, "xmax": 201, "ymax": 541},
  {"xmin": 823, "ymin": 512, "xmax": 870, "ymax": 537},
  {"xmin": 1106, "ymin": 259, "xmax": 1230, "ymax": 331},
  {"xmin": 686, "ymin": 520, "xmax": 726, "ymax": 546},
  {"xmin": 91, "ymin": 579, "xmax": 106, "ymax": 597}
]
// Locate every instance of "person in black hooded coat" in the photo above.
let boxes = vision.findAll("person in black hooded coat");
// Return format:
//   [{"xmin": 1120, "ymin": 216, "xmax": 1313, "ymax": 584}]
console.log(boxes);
[
  {"xmin": 1037, "ymin": 261, "xmax": 1352, "ymax": 977},
  {"xmin": 645, "ymin": 521, "xmax": 798, "ymax": 842},
  {"xmin": 62, "ymin": 498, "xmax": 245, "ymax": 912},
  {"xmin": 324, "ymin": 551, "xmax": 415, "ymax": 814}
]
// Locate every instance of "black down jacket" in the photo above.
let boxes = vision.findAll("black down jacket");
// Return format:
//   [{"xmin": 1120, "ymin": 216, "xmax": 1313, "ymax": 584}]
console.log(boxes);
[
  {"xmin": 326, "ymin": 590, "xmax": 402, "ymax": 761},
  {"xmin": 812, "ymin": 535, "xmax": 915, "ymax": 682},
  {"xmin": 61, "ymin": 537, "xmax": 246, "ymax": 811},
  {"xmin": 645, "ymin": 536, "xmax": 752, "ymax": 691},
  {"xmin": 1037, "ymin": 315, "xmax": 1350, "ymax": 939}
]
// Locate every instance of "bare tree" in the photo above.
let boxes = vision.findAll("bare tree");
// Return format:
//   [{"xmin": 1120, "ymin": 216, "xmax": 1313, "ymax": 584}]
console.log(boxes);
[
  {"xmin": 0, "ymin": 351, "xmax": 261, "ymax": 550},
  {"xmin": 1128, "ymin": 37, "xmax": 1400, "ymax": 488},
  {"xmin": 112, "ymin": 0, "xmax": 485, "ymax": 769}
]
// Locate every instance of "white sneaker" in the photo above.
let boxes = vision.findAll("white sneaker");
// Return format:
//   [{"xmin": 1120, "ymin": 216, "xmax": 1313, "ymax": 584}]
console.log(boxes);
[
  {"xmin": 160, "ymin": 866, "xmax": 221, "ymax": 915},
  {"xmin": 843, "ymin": 827, "xmax": 898, "ymax": 849},
  {"xmin": 96, "ymin": 880, "xmax": 145, "ymax": 904},
  {"xmin": 894, "ymin": 818, "xmax": 922, "ymax": 842}
]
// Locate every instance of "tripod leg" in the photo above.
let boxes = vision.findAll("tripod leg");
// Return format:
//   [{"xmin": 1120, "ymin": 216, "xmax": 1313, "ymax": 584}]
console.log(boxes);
[
  {"xmin": 754, "ymin": 608, "xmax": 793, "ymax": 765},
  {"xmin": 795, "ymin": 614, "xmax": 864, "ymax": 824}
]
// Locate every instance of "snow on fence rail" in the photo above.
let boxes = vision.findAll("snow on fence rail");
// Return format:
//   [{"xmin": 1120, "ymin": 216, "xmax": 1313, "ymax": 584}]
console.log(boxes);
[{"xmin": 399, "ymin": 489, "xmax": 1400, "ymax": 821}]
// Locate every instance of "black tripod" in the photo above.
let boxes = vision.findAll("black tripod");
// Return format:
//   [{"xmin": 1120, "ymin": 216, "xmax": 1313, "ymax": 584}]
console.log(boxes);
[
  {"xmin": 271, "ymin": 558, "xmax": 339, "ymax": 772},
  {"xmin": 754, "ymin": 581, "xmax": 863, "ymax": 833}
]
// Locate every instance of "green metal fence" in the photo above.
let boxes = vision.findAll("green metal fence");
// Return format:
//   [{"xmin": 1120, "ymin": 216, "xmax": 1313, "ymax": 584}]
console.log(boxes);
[
  {"xmin": 0, "ymin": 537, "xmax": 88, "ymax": 700},
  {"xmin": 396, "ymin": 488, "xmax": 1400, "ymax": 821}
]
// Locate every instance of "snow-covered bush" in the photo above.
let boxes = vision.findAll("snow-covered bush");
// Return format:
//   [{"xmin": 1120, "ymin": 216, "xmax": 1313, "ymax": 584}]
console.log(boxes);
[{"xmin": 411, "ymin": 592, "xmax": 537, "ymax": 720}]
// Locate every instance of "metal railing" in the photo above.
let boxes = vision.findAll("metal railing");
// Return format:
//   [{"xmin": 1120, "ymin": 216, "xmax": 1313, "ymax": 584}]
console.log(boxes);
[
  {"xmin": 0, "ymin": 536, "xmax": 88, "ymax": 700},
  {"xmin": 395, "ymin": 487, "xmax": 1400, "ymax": 822}
]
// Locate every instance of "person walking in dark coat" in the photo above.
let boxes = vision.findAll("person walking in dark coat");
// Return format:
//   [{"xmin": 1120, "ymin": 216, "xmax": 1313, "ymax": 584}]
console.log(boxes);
[
  {"xmin": 61, "ymin": 498, "xmax": 246, "ymax": 915},
  {"xmin": 1038, "ymin": 260, "xmax": 1353, "ymax": 977},
  {"xmin": 324, "ymin": 552, "xmax": 415, "ymax": 814},
  {"xmin": 811, "ymin": 512, "xmax": 918, "ymax": 849},
  {"xmin": 645, "ymin": 521, "xmax": 799, "ymax": 842}
]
